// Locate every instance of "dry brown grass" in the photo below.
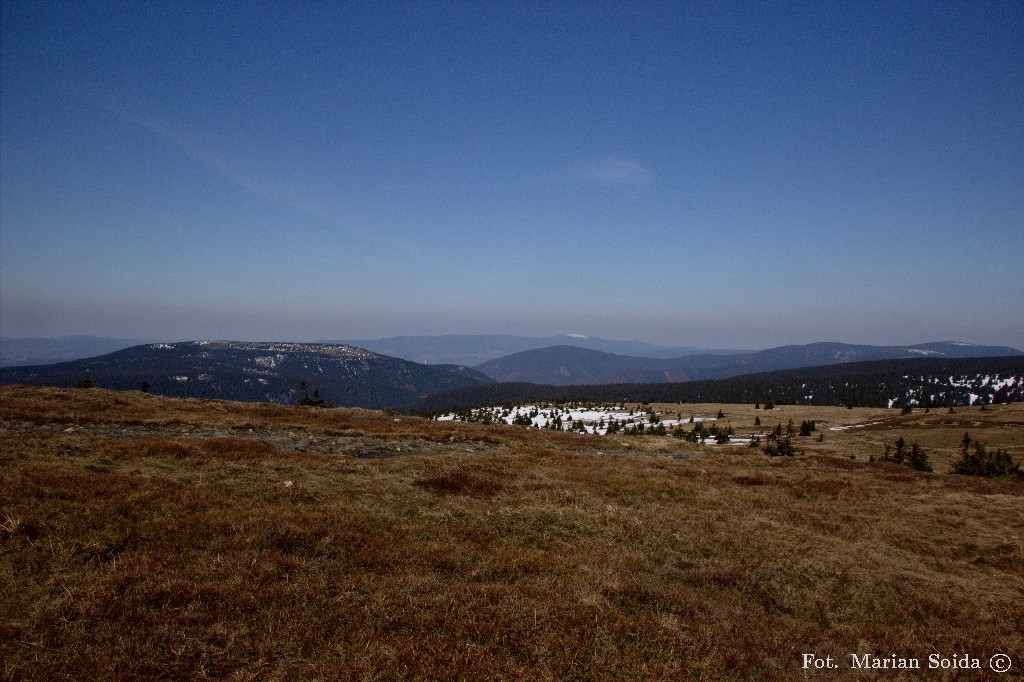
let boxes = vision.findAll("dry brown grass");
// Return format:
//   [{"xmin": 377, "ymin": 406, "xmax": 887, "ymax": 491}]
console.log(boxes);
[
  {"xmin": 644, "ymin": 401, "xmax": 1024, "ymax": 467},
  {"xmin": 2, "ymin": 386, "xmax": 1022, "ymax": 680}
]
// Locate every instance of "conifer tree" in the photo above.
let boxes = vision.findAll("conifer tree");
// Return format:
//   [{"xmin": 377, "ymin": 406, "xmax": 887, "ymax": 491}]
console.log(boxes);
[
  {"xmin": 892, "ymin": 436, "xmax": 906, "ymax": 464},
  {"xmin": 908, "ymin": 443, "xmax": 933, "ymax": 472}
]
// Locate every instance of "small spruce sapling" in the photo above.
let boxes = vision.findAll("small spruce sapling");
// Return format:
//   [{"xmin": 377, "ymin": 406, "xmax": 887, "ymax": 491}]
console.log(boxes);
[{"xmin": 908, "ymin": 443, "xmax": 933, "ymax": 472}]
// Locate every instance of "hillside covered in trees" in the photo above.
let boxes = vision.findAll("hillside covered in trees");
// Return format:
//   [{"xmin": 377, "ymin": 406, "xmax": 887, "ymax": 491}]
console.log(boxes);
[
  {"xmin": 0, "ymin": 341, "xmax": 492, "ymax": 409},
  {"xmin": 408, "ymin": 356, "xmax": 1024, "ymax": 414}
]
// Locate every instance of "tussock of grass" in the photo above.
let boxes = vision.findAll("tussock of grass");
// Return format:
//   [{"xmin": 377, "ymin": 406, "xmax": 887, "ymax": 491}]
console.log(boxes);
[
  {"xmin": 414, "ymin": 465, "xmax": 506, "ymax": 498},
  {"xmin": 2, "ymin": 386, "xmax": 1022, "ymax": 680}
]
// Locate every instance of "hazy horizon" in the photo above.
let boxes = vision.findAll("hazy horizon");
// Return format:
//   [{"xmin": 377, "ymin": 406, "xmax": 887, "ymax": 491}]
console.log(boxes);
[
  {"xmin": 3, "ymin": 2, "xmax": 1022, "ymax": 350},
  {"xmin": 1, "ymin": 329, "xmax": 1021, "ymax": 358}
]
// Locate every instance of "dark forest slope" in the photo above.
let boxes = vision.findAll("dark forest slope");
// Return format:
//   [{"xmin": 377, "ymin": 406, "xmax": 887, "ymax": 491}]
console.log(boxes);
[{"xmin": 411, "ymin": 355, "xmax": 1024, "ymax": 413}]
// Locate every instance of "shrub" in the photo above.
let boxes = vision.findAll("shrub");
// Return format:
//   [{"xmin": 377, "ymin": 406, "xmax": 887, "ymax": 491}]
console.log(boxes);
[
  {"xmin": 878, "ymin": 436, "xmax": 934, "ymax": 472},
  {"xmin": 953, "ymin": 433, "xmax": 1022, "ymax": 479},
  {"xmin": 764, "ymin": 432, "xmax": 796, "ymax": 457}
]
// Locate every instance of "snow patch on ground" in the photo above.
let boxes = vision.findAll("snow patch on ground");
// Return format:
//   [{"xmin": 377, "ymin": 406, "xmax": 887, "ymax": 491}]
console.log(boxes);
[
  {"xmin": 828, "ymin": 421, "xmax": 882, "ymax": 431},
  {"xmin": 436, "ymin": 404, "xmax": 711, "ymax": 435},
  {"xmin": 433, "ymin": 403, "xmax": 761, "ymax": 444}
]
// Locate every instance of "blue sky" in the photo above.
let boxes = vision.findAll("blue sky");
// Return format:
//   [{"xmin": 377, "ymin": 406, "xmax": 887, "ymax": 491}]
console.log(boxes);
[{"xmin": 2, "ymin": 0, "xmax": 1021, "ymax": 349}]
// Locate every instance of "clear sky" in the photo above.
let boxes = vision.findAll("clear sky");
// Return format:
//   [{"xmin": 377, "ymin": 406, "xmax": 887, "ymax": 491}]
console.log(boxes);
[{"xmin": 2, "ymin": 0, "xmax": 1021, "ymax": 350}]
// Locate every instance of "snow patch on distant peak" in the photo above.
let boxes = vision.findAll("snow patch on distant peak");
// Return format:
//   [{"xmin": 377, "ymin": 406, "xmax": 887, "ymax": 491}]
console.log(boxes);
[
  {"xmin": 566, "ymin": 333, "xmax": 589, "ymax": 339},
  {"xmin": 907, "ymin": 348, "xmax": 943, "ymax": 356}
]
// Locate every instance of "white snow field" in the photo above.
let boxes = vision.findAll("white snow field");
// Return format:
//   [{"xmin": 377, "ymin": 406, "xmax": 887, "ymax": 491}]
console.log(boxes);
[{"xmin": 433, "ymin": 404, "xmax": 766, "ymax": 444}]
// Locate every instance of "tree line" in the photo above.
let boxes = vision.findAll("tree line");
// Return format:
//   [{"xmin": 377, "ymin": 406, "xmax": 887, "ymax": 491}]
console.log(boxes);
[{"xmin": 408, "ymin": 356, "xmax": 1024, "ymax": 414}]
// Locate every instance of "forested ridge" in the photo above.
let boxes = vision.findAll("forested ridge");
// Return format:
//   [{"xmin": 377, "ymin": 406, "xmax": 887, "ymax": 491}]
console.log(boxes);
[{"xmin": 408, "ymin": 356, "xmax": 1024, "ymax": 414}]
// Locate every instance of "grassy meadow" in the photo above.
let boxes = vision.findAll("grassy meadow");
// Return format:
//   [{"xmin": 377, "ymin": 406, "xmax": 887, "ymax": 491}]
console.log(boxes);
[{"xmin": 1, "ymin": 385, "xmax": 1022, "ymax": 680}]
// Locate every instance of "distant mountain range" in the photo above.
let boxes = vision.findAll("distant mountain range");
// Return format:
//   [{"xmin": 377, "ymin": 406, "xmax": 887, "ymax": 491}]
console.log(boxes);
[
  {"xmin": 0, "ymin": 341, "xmax": 492, "ymax": 409},
  {"xmin": 2, "ymin": 337, "xmax": 1020, "ymax": 412},
  {"xmin": 328, "ymin": 334, "xmax": 744, "ymax": 366},
  {"xmin": 472, "ymin": 341, "xmax": 1024, "ymax": 385},
  {"xmin": 1, "ymin": 333, "xmax": 739, "ymax": 368},
  {"xmin": 0, "ymin": 335, "xmax": 159, "ymax": 367}
]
